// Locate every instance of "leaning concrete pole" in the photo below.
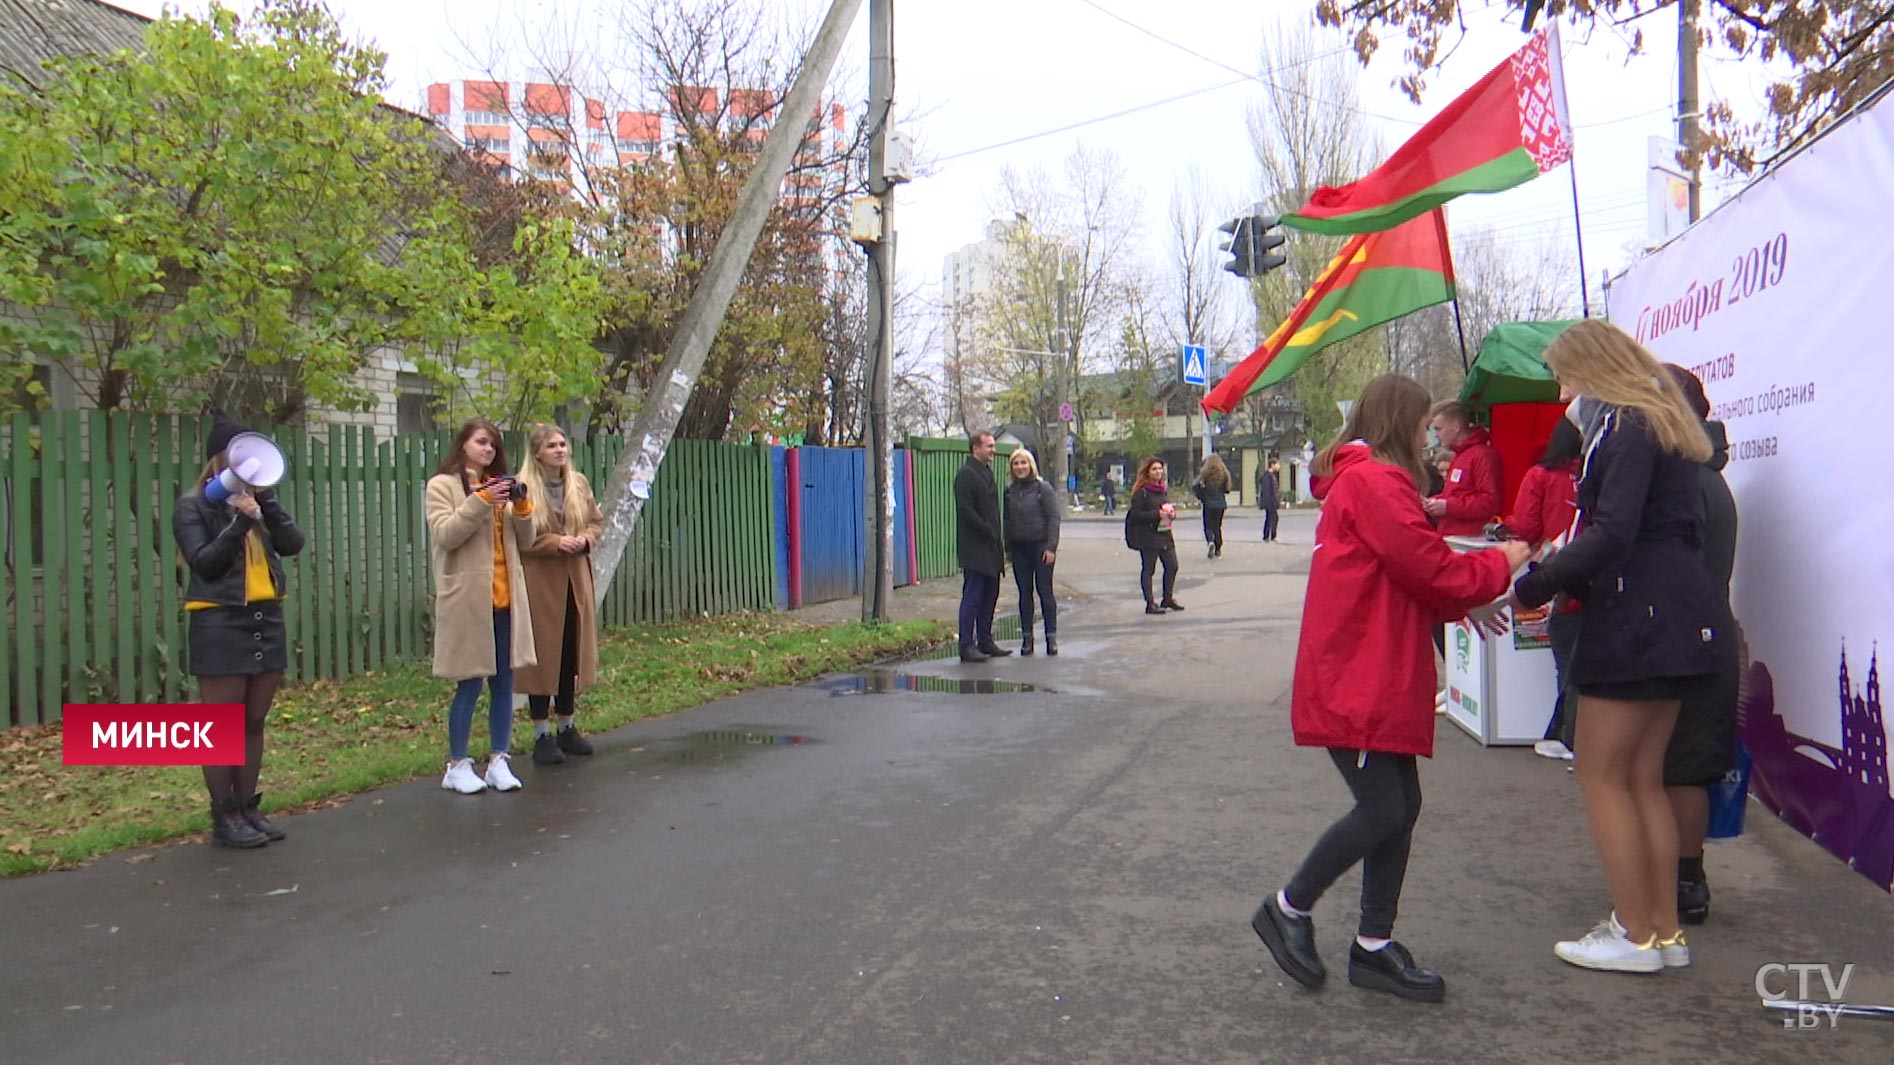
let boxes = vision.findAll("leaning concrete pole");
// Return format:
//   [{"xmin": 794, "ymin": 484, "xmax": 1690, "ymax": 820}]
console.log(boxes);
[{"xmin": 593, "ymin": 0, "xmax": 866, "ymax": 611}]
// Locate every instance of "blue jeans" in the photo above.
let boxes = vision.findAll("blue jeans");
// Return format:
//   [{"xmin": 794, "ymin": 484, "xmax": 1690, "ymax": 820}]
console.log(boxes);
[
  {"xmin": 958, "ymin": 570, "xmax": 1000, "ymax": 649},
  {"xmin": 1009, "ymin": 543, "xmax": 1057, "ymax": 637},
  {"xmin": 1546, "ymin": 609, "xmax": 1582, "ymax": 745},
  {"xmin": 448, "ymin": 609, "xmax": 514, "ymax": 761}
]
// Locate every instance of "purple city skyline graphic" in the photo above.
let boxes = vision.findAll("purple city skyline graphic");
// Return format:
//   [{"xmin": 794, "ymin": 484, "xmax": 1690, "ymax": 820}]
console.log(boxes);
[{"xmin": 1740, "ymin": 641, "xmax": 1894, "ymax": 889}]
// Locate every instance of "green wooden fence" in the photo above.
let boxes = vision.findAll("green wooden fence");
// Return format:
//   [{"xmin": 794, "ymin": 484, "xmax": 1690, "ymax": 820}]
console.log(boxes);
[
  {"xmin": 906, "ymin": 436, "xmax": 1013, "ymax": 583},
  {"xmin": 1, "ymin": 412, "xmax": 775, "ymax": 728}
]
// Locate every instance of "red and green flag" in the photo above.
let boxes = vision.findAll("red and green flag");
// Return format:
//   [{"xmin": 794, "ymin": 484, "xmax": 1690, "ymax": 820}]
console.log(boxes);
[
  {"xmin": 1282, "ymin": 26, "xmax": 1572, "ymax": 236},
  {"xmin": 1203, "ymin": 210, "xmax": 1455, "ymax": 414}
]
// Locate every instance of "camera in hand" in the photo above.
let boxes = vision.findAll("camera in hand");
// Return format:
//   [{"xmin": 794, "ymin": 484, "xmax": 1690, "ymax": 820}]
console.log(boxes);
[{"xmin": 509, "ymin": 479, "xmax": 528, "ymax": 503}]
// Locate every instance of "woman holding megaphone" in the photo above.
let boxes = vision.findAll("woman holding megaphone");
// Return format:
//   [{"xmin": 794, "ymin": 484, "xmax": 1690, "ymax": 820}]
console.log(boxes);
[
  {"xmin": 426, "ymin": 418, "xmax": 539, "ymax": 795},
  {"xmin": 172, "ymin": 412, "xmax": 305, "ymax": 849}
]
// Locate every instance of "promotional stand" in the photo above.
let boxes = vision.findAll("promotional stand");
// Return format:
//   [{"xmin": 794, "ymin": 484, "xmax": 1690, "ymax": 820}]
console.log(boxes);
[{"xmin": 1441, "ymin": 537, "xmax": 1559, "ymax": 747}]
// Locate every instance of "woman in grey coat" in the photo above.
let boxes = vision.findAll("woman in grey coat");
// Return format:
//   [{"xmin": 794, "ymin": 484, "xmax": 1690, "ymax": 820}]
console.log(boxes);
[{"xmin": 1004, "ymin": 449, "xmax": 1061, "ymax": 656}]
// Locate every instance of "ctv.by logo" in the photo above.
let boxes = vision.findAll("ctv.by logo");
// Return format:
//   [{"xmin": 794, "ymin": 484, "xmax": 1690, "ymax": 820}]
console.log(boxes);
[{"xmin": 1755, "ymin": 963, "xmax": 1884, "ymax": 1029}]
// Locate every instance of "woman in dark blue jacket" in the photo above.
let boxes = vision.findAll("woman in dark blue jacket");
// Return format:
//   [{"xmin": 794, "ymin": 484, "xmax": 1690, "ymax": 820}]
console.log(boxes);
[
  {"xmin": 1510, "ymin": 321, "xmax": 1720, "ymax": 975},
  {"xmin": 1003, "ymin": 449, "xmax": 1061, "ymax": 656}
]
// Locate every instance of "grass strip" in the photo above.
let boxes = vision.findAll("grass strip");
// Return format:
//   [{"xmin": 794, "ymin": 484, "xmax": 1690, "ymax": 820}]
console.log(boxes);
[{"xmin": 0, "ymin": 613, "xmax": 949, "ymax": 876}]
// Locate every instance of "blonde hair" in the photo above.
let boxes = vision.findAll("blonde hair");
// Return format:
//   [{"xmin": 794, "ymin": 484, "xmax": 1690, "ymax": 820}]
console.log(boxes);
[
  {"xmin": 1196, "ymin": 454, "xmax": 1231, "ymax": 492},
  {"xmin": 1007, "ymin": 448, "xmax": 1040, "ymax": 481},
  {"xmin": 1544, "ymin": 320, "xmax": 1711, "ymax": 462},
  {"xmin": 516, "ymin": 424, "xmax": 600, "ymax": 537}
]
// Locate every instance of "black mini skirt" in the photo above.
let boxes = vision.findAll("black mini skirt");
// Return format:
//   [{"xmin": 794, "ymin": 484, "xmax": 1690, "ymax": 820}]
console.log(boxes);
[
  {"xmin": 188, "ymin": 602, "xmax": 288, "ymax": 676},
  {"xmin": 1577, "ymin": 674, "xmax": 1714, "ymax": 702}
]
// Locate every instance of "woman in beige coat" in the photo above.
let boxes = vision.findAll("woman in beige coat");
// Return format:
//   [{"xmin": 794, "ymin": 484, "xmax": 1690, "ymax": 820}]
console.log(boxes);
[
  {"xmin": 514, "ymin": 425, "xmax": 604, "ymax": 765},
  {"xmin": 426, "ymin": 418, "xmax": 539, "ymax": 795}
]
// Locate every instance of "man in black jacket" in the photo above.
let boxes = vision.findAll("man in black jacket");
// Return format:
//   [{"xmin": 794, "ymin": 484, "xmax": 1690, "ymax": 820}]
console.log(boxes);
[{"xmin": 955, "ymin": 432, "xmax": 1009, "ymax": 662}]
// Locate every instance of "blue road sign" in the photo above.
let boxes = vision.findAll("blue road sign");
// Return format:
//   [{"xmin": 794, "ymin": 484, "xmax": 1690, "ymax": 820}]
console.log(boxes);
[{"xmin": 1181, "ymin": 344, "xmax": 1208, "ymax": 387}]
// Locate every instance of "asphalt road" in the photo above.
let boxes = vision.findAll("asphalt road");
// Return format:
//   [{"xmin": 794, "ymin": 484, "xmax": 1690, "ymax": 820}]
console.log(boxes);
[{"xmin": 3, "ymin": 512, "xmax": 1889, "ymax": 1064}]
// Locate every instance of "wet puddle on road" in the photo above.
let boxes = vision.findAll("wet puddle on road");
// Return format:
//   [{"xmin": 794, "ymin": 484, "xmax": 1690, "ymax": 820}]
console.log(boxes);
[
  {"xmin": 819, "ymin": 669, "xmax": 1046, "ymax": 696},
  {"xmin": 650, "ymin": 728, "xmax": 817, "ymax": 765}
]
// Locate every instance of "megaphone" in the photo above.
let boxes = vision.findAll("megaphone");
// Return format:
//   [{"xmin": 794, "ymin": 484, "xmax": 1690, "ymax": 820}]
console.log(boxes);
[{"xmin": 204, "ymin": 432, "xmax": 287, "ymax": 505}]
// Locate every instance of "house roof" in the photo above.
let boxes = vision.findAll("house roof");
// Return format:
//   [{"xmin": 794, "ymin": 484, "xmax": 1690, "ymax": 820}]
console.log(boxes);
[{"xmin": 0, "ymin": 0, "xmax": 148, "ymax": 89}]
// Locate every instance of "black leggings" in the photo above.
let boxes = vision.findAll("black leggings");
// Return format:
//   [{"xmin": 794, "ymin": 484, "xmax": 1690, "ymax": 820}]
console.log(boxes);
[
  {"xmin": 1138, "ymin": 542, "xmax": 1178, "ymax": 604},
  {"xmin": 197, "ymin": 672, "xmax": 283, "ymax": 805},
  {"xmin": 529, "ymin": 592, "xmax": 581, "ymax": 720},
  {"xmin": 1283, "ymin": 748, "xmax": 1422, "ymax": 939},
  {"xmin": 1202, "ymin": 507, "xmax": 1226, "ymax": 550}
]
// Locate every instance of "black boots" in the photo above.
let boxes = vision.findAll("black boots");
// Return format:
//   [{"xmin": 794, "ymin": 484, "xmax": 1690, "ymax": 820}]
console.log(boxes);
[
  {"xmin": 1145, "ymin": 602, "xmax": 1165, "ymax": 615},
  {"xmin": 1161, "ymin": 598, "xmax": 1186, "ymax": 611},
  {"xmin": 1679, "ymin": 874, "xmax": 1711, "ymax": 925},
  {"xmin": 533, "ymin": 732, "xmax": 566, "ymax": 765},
  {"xmin": 978, "ymin": 643, "xmax": 1013, "ymax": 658},
  {"xmin": 557, "ymin": 726, "xmax": 594, "ymax": 756},
  {"xmin": 211, "ymin": 797, "xmax": 268, "ymax": 849},
  {"xmin": 1252, "ymin": 896, "xmax": 1326, "ymax": 989},
  {"xmin": 1021, "ymin": 635, "xmax": 1034, "ymax": 656},
  {"xmin": 1348, "ymin": 941, "xmax": 1446, "ymax": 1002},
  {"xmin": 1045, "ymin": 634, "xmax": 1058, "ymax": 657},
  {"xmin": 959, "ymin": 646, "xmax": 989, "ymax": 662},
  {"xmin": 242, "ymin": 793, "xmax": 286, "ymax": 841}
]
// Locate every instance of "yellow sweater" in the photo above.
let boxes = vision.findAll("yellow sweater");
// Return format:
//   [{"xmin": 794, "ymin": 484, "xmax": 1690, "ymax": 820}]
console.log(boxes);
[
  {"xmin": 474, "ymin": 485, "xmax": 533, "ymax": 610},
  {"xmin": 185, "ymin": 529, "xmax": 277, "ymax": 610}
]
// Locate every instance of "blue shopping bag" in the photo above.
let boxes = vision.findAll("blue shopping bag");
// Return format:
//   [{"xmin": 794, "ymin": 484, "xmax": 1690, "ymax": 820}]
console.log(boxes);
[{"xmin": 1707, "ymin": 742, "xmax": 1752, "ymax": 840}]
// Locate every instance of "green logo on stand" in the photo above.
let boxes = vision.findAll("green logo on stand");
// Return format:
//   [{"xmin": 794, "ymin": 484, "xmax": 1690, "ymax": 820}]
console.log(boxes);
[{"xmin": 1454, "ymin": 627, "xmax": 1472, "ymax": 673}]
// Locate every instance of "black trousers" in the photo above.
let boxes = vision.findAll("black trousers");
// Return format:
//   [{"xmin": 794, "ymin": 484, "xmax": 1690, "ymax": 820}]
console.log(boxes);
[
  {"xmin": 958, "ymin": 570, "xmax": 1000, "ymax": 649},
  {"xmin": 1009, "ymin": 543, "xmax": 1057, "ymax": 636},
  {"xmin": 1201, "ymin": 507, "xmax": 1226, "ymax": 551},
  {"xmin": 1283, "ymin": 748, "xmax": 1423, "ymax": 939},
  {"xmin": 1138, "ymin": 542, "xmax": 1178, "ymax": 604},
  {"xmin": 528, "ymin": 592, "xmax": 580, "ymax": 720},
  {"xmin": 1262, "ymin": 507, "xmax": 1280, "ymax": 541}
]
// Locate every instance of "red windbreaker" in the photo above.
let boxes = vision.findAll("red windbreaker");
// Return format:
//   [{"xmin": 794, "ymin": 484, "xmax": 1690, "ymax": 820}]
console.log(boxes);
[
  {"xmin": 1505, "ymin": 461, "xmax": 1579, "ymax": 546},
  {"xmin": 1434, "ymin": 427, "xmax": 1503, "ymax": 537},
  {"xmin": 1292, "ymin": 444, "xmax": 1515, "ymax": 757}
]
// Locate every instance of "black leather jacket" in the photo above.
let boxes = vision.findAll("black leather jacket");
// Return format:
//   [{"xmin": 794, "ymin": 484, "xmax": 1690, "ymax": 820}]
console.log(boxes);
[{"xmin": 172, "ymin": 488, "xmax": 305, "ymax": 606}]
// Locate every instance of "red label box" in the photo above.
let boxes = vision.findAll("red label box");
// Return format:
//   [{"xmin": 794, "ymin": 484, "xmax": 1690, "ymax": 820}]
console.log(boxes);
[{"xmin": 62, "ymin": 704, "xmax": 245, "ymax": 766}]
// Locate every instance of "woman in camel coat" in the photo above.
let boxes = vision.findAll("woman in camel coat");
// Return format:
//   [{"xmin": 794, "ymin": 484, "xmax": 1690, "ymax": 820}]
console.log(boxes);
[
  {"xmin": 514, "ymin": 424, "xmax": 603, "ymax": 765},
  {"xmin": 426, "ymin": 417, "xmax": 539, "ymax": 795}
]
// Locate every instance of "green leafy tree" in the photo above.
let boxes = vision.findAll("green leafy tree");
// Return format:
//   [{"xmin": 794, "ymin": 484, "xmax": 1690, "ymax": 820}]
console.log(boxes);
[{"xmin": 0, "ymin": 0, "xmax": 602, "ymax": 422}]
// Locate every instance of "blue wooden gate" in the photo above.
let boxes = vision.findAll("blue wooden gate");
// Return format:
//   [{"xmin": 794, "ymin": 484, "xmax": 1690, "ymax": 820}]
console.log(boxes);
[
  {"xmin": 893, "ymin": 449, "xmax": 913, "ymax": 587},
  {"xmin": 795, "ymin": 447, "xmax": 865, "ymax": 605}
]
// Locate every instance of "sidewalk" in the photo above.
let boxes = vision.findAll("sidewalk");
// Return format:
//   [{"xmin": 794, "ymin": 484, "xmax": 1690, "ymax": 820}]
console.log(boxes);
[{"xmin": 0, "ymin": 523, "xmax": 1886, "ymax": 1064}]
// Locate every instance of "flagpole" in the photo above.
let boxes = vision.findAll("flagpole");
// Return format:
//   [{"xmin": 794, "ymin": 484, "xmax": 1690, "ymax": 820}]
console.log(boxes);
[
  {"xmin": 1568, "ymin": 158, "xmax": 1591, "ymax": 317},
  {"xmin": 1451, "ymin": 297, "xmax": 1470, "ymax": 373}
]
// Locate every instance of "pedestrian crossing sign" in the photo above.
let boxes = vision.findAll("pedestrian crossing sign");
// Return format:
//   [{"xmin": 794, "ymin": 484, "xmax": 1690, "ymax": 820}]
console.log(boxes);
[{"xmin": 1181, "ymin": 344, "xmax": 1208, "ymax": 387}]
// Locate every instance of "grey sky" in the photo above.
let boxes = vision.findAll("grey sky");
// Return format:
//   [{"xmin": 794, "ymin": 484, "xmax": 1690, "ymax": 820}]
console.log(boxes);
[{"xmin": 112, "ymin": 0, "xmax": 1768, "ymax": 331}]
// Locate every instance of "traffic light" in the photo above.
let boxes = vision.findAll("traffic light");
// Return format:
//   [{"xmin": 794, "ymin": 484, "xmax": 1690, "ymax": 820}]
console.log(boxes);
[{"xmin": 1218, "ymin": 210, "xmax": 1288, "ymax": 279}]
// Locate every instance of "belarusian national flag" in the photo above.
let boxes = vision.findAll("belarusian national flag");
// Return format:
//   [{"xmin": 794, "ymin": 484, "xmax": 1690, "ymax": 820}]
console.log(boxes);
[
  {"xmin": 1282, "ymin": 26, "xmax": 1572, "ymax": 236},
  {"xmin": 1203, "ymin": 210, "xmax": 1455, "ymax": 414}
]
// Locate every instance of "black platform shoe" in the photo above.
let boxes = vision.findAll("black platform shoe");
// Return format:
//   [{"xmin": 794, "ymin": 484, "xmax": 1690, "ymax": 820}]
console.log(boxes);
[
  {"xmin": 1251, "ymin": 896, "xmax": 1326, "ymax": 990},
  {"xmin": 1045, "ymin": 634, "xmax": 1058, "ymax": 656},
  {"xmin": 1021, "ymin": 635, "xmax": 1035, "ymax": 656},
  {"xmin": 959, "ymin": 645, "xmax": 990, "ymax": 663},
  {"xmin": 211, "ymin": 799, "xmax": 269, "ymax": 849},
  {"xmin": 1348, "ymin": 941, "xmax": 1446, "ymax": 1003},
  {"xmin": 978, "ymin": 643, "xmax": 1013, "ymax": 658},
  {"xmin": 556, "ymin": 726, "xmax": 594, "ymax": 756}
]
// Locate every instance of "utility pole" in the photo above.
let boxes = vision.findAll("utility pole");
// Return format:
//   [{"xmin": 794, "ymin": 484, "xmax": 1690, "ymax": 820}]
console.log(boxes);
[
  {"xmin": 860, "ymin": 0, "xmax": 895, "ymax": 622},
  {"xmin": 1054, "ymin": 250, "xmax": 1071, "ymax": 507},
  {"xmin": 593, "ymin": 0, "xmax": 864, "ymax": 609},
  {"xmin": 1679, "ymin": 0, "xmax": 1702, "ymax": 222}
]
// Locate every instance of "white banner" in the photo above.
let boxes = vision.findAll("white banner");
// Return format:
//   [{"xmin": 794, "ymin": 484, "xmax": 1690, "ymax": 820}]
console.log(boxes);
[{"xmin": 1607, "ymin": 90, "xmax": 1894, "ymax": 888}]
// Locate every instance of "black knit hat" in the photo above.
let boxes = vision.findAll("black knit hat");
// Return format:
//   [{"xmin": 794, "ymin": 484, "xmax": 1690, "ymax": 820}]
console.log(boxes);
[{"xmin": 204, "ymin": 410, "xmax": 250, "ymax": 460}]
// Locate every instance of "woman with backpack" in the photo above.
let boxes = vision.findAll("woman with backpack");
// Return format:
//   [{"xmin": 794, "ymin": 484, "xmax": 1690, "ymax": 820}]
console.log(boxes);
[{"xmin": 1125, "ymin": 457, "xmax": 1183, "ymax": 614}]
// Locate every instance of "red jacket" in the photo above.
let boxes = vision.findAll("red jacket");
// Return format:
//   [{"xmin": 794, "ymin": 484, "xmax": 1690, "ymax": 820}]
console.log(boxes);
[
  {"xmin": 1433, "ymin": 427, "xmax": 1503, "ymax": 537},
  {"xmin": 1293, "ymin": 445, "xmax": 1514, "ymax": 757},
  {"xmin": 1505, "ymin": 462, "xmax": 1578, "ymax": 546}
]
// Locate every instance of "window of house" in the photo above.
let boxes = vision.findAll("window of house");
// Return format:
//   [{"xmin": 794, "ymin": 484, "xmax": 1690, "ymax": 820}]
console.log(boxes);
[
  {"xmin": 465, "ymin": 132, "xmax": 510, "ymax": 153},
  {"xmin": 396, "ymin": 373, "xmax": 444, "ymax": 436},
  {"xmin": 463, "ymin": 109, "xmax": 512, "ymax": 127}
]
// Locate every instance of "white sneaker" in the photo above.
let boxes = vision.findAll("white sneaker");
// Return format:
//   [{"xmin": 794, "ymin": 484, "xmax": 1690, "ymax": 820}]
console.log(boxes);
[
  {"xmin": 1435, "ymin": 689, "xmax": 1449, "ymax": 714},
  {"xmin": 1534, "ymin": 740, "xmax": 1575, "ymax": 760},
  {"xmin": 441, "ymin": 758, "xmax": 486, "ymax": 794},
  {"xmin": 1656, "ymin": 931, "xmax": 1690, "ymax": 968},
  {"xmin": 1554, "ymin": 913, "xmax": 1663, "ymax": 973},
  {"xmin": 484, "ymin": 752, "xmax": 522, "ymax": 792}
]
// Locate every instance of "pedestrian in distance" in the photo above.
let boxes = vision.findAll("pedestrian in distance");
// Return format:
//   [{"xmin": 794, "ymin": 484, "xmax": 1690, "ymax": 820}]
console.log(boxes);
[
  {"xmin": 1193, "ymin": 453, "xmax": 1233, "ymax": 559},
  {"xmin": 1251, "ymin": 375, "xmax": 1530, "ymax": 1002},
  {"xmin": 172, "ymin": 412, "xmax": 306, "ymax": 848},
  {"xmin": 1004, "ymin": 448, "xmax": 1061, "ymax": 657},
  {"xmin": 954, "ymin": 431, "xmax": 1010, "ymax": 663},
  {"xmin": 514, "ymin": 424, "xmax": 602, "ymax": 766},
  {"xmin": 426, "ymin": 418, "xmax": 539, "ymax": 795},
  {"xmin": 1657, "ymin": 364, "xmax": 1742, "ymax": 928},
  {"xmin": 1259, "ymin": 459, "xmax": 1281, "ymax": 542},
  {"xmin": 1100, "ymin": 472, "xmax": 1118, "ymax": 516},
  {"xmin": 1502, "ymin": 418, "xmax": 1583, "ymax": 760},
  {"xmin": 1124, "ymin": 457, "xmax": 1184, "ymax": 614},
  {"xmin": 1507, "ymin": 321, "xmax": 1722, "ymax": 974}
]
